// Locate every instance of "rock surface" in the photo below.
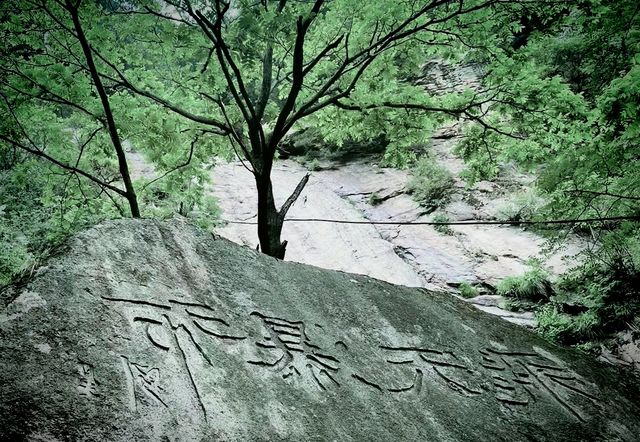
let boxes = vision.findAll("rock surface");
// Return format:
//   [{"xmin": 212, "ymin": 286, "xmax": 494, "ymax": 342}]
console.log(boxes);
[
  {"xmin": 1, "ymin": 219, "xmax": 639, "ymax": 441},
  {"xmin": 211, "ymin": 157, "xmax": 583, "ymax": 293}
]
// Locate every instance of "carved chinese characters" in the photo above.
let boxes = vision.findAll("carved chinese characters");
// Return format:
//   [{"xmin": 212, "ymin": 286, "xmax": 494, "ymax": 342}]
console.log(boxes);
[
  {"xmin": 248, "ymin": 312, "xmax": 341, "ymax": 391},
  {"xmin": 98, "ymin": 294, "xmax": 601, "ymax": 423}
]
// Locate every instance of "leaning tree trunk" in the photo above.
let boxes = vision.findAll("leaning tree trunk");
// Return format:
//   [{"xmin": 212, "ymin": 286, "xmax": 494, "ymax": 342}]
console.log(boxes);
[{"xmin": 68, "ymin": 0, "xmax": 140, "ymax": 218}]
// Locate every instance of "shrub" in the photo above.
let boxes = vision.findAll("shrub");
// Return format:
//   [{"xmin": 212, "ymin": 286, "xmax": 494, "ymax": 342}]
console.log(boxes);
[
  {"xmin": 406, "ymin": 156, "xmax": 454, "ymax": 211},
  {"xmin": 496, "ymin": 261, "xmax": 552, "ymax": 301},
  {"xmin": 536, "ymin": 304, "xmax": 574, "ymax": 341},
  {"xmin": 305, "ymin": 158, "xmax": 322, "ymax": 171},
  {"xmin": 496, "ymin": 189, "xmax": 546, "ymax": 223},
  {"xmin": 458, "ymin": 282, "xmax": 479, "ymax": 298},
  {"xmin": 541, "ymin": 258, "xmax": 640, "ymax": 344},
  {"xmin": 537, "ymin": 304, "xmax": 605, "ymax": 344},
  {"xmin": 500, "ymin": 298, "xmax": 537, "ymax": 312},
  {"xmin": 432, "ymin": 212, "xmax": 454, "ymax": 235},
  {"xmin": 0, "ymin": 230, "xmax": 31, "ymax": 286},
  {"xmin": 368, "ymin": 192, "xmax": 384, "ymax": 206},
  {"xmin": 534, "ymin": 228, "xmax": 640, "ymax": 346}
]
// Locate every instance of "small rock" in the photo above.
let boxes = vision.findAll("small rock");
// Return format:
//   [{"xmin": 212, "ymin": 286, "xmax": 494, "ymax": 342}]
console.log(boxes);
[{"xmin": 466, "ymin": 295, "xmax": 504, "ymax": 307}]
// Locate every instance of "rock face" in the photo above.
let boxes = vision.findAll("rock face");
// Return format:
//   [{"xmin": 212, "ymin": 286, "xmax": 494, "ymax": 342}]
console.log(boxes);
[{"xmin": 1, "ymin": 219, "xmax": 638, "ymax": 441}]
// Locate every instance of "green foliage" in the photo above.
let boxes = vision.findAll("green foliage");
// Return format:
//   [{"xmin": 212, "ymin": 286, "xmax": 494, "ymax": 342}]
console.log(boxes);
[
  {"xmin": 496, "ymin": 189, "xmax": 546, "ymax": 223},
  {"xmin": 406, "ymin": 157, "xmax": 454, "ymax": 211},
  {"xmin": 73, "ymin": 0, "xmax": 526, "ymax": 256},
  {"xmin": 457, "ymin": 1, "xmax": 640, "ymax": 227},
  {"xmin": 537, "ymin": 230, "xmax": 640, "ymax": 345},
  {"xmin": 496, "ymin": 261, "xmax": 551, "ymax": 301},
  {"xmin": 0, "ymin": 1, "xmax": 135, "ymax": 284},
  {"xmin": 432, "ymin": 212, "xmax": 454, "ymax": 235},
  {"xmin": 537, "ymin": 306, "xmax": 604, "ymax": 345},
  {"xmin": 368, "ymin": 192, "xmax": 384, "ymax": 206},
  {"xmin": 0, "ymin": 1, "xmax": 227, "ymax": 283},
  {"xmin": 500, "ymin": 298, "xmax": 537, "ymax": 313},
  {"xmin": 449, "ymin": 0, "xmax": 640, "ymax": 351},
  {"xmin": 538, "ymin": 0, "xmax": 640, "ymax": 100},
  {"xmin": 0, "ymin": 153, "xmax": 119, "ymax": 285},
  {"xmin": 305, "ymin": 159, "xmax": 322, "ymax": 172},
  {"xmin": 458, "ymin": 282, "xmax": 479, "ymax": 299},
  {"xmin": 536, "ymin": 305, "xmax": 575, "ymax": 342}
]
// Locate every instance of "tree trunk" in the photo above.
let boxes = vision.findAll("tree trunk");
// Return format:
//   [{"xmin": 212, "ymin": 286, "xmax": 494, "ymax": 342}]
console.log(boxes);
[
  {"xmin": 68, "ymin": 0, "xmax": 140, "ymax": 218},
  {"xmin": 256, "ymin": 174, "xmax": 287, "ymax": 259}
]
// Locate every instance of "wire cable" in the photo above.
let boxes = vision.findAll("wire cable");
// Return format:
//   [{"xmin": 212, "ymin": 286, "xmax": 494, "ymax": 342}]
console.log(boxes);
[{"xmin": 222, "ymin": 214, "xmax": 640, "ymax": 227}]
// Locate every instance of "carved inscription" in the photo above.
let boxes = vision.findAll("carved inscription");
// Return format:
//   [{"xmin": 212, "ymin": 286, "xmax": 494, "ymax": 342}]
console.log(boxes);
[
  {"xmin": 478, "ymin": 348, "xmax": 601, "ymax": 421},
  {"xmin": 248, "ymin": 312, "xmax": 341, "ymax": 391},
  {"xmin": 351, "ymin": 345, "xmax": 601, "ymax": 421},
  {"xmin": 102, "ymin": 294, "xmax": 601, "ymax": 421},
  {"xmin": 103, "ymin": 295, "xmax": 247, "ymax": 421},
  {"xmin": 77, "ymin": 362, "xmax": 100, "ymax": 398},
  {"xmin": 121, "ymin": 356, "xmax": 168, "ymax": 410},
  {"xmin": 376, "ymin": 345, "xmax": 483, "ymax": 397}
]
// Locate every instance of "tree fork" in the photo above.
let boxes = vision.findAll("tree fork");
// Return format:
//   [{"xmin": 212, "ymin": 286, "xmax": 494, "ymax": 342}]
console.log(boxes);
[{"xmin": 256, "ymin": 172, "xmax": 309, "ymax": 259}]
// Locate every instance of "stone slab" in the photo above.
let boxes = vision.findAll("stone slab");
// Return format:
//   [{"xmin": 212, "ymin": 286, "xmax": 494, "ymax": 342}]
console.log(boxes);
[{"xmin": 1, "ymin": 219, "xmax": 639, "ymax": 441}]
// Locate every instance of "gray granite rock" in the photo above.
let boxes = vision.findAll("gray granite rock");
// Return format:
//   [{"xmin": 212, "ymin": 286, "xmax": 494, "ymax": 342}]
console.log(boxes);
[
  {"xmin": 466, "ymin": 294, "xmax": 504, "ymax": 307},
  {"xmin": 1, "ymin": 218, "xmax": 638, "ymax": 441}
]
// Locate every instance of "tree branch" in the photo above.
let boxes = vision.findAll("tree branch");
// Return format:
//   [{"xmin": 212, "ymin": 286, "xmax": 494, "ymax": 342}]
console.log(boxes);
[
  {"xmin": 141, "ymin": 134, "xmax": 198, "ymax": 190},
  {"xmin": 91, "ymin": 48, "xmax": 232, "ymax": 132},
  {"xmin": 66, "ymin": 0, "xmax": 140, "ymax": 216},
  {"xmin": 279, "ymin": 173, "xmax": 310, "ymax": 220},
  {"xmin": 269, "ymin": 0, "xmax": 325, "ymax": 151},
  {"xmin": 0, "ymin": 134, "xmax": 127, "ymax": 196}
]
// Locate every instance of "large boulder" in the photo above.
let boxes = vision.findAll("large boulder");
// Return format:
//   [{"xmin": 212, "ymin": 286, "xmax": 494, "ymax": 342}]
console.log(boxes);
[{"xmin": 1, "ymin": 219, "xmax": 638, "ymax": 441}]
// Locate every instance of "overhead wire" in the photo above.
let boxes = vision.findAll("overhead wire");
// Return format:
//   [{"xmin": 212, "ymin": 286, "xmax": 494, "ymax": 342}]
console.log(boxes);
[{"xmin": 222, "ymin": 215, "xmax": 640, "ymax": 226}]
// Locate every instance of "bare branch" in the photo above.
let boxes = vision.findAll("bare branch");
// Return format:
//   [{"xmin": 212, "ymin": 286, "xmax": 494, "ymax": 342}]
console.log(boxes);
[{"xmin": 279, "ymin": 173, "xmax": 310, "ymax": 219}]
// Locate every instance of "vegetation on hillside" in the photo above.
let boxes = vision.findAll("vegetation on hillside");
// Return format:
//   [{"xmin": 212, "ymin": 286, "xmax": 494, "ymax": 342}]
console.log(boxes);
[
  {"xmin": 455, "ymin": 0, "xmax": 640, "ymax": 351},
  {"xmin": 406, "ymin": 158, "xmax": 454, "ymax": 212}
]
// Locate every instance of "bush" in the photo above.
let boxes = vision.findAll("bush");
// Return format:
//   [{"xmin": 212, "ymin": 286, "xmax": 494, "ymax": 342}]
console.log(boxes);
[
  {"xmin": 536, "ymin": 304, "xmax": 574, "ymax": 341},
  {"xmin": 305, "ymin": 158, "xmax": 322, "ymax": 171},
  {"xmin": 540, "ymin": 266, "xmax": 639, "ymax": 344},
  {"xmin": 534, "ymin": 228, "xmax": 640, "ymax": 345},
  {"xmin": 500, "ymin": 297, "xmax": 538, "ymax": 312},
  {"xmin": 496, "ymin": 189, "xmax": 546, "ymax": 223},
  {"xmin": 496, "ymin": 261, "xmax": 552, "ymax": 301},
  {"xmin": 368, "ymin": 192, "xmax": 384, "ymax": 206},
  {"xmin": 432, "ymin": 212, "xmax": 454, "ymax": 235},
  {"xmin": 537, "ymin": 304, "xmax": 605, "ymax": 344},
  {"xmin": 406, "ymin": 156, "xmax": 454, "ymax": 211},
  {"xmin": 458, "ymin": 282, "xmax": 479, "ymax": 298}
]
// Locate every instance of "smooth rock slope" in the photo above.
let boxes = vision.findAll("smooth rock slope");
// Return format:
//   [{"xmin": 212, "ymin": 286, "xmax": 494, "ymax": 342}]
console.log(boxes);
[{"xmin": 1, "ymin": 219, "xmax": 638, "ymax": 441}]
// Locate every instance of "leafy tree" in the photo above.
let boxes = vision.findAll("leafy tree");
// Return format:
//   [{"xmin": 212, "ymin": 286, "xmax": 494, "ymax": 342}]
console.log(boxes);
[
  {"xmin": 97, "ymin": 0, "xmax": 531, "ymax": 258},
  {"xmin": 0, "ymin": 0, "xmax": 141, "ymax": 217},
  {"xmin": 1, "ymin": 0, "xmax": 224, "ymax": 283},
  {"xmin": 456, "ymin": 0, "xmax": 640, "ymax": 346},
  {"xmin": 457, "ymin": 0, "xmax": 639, "ymax": 223}
]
